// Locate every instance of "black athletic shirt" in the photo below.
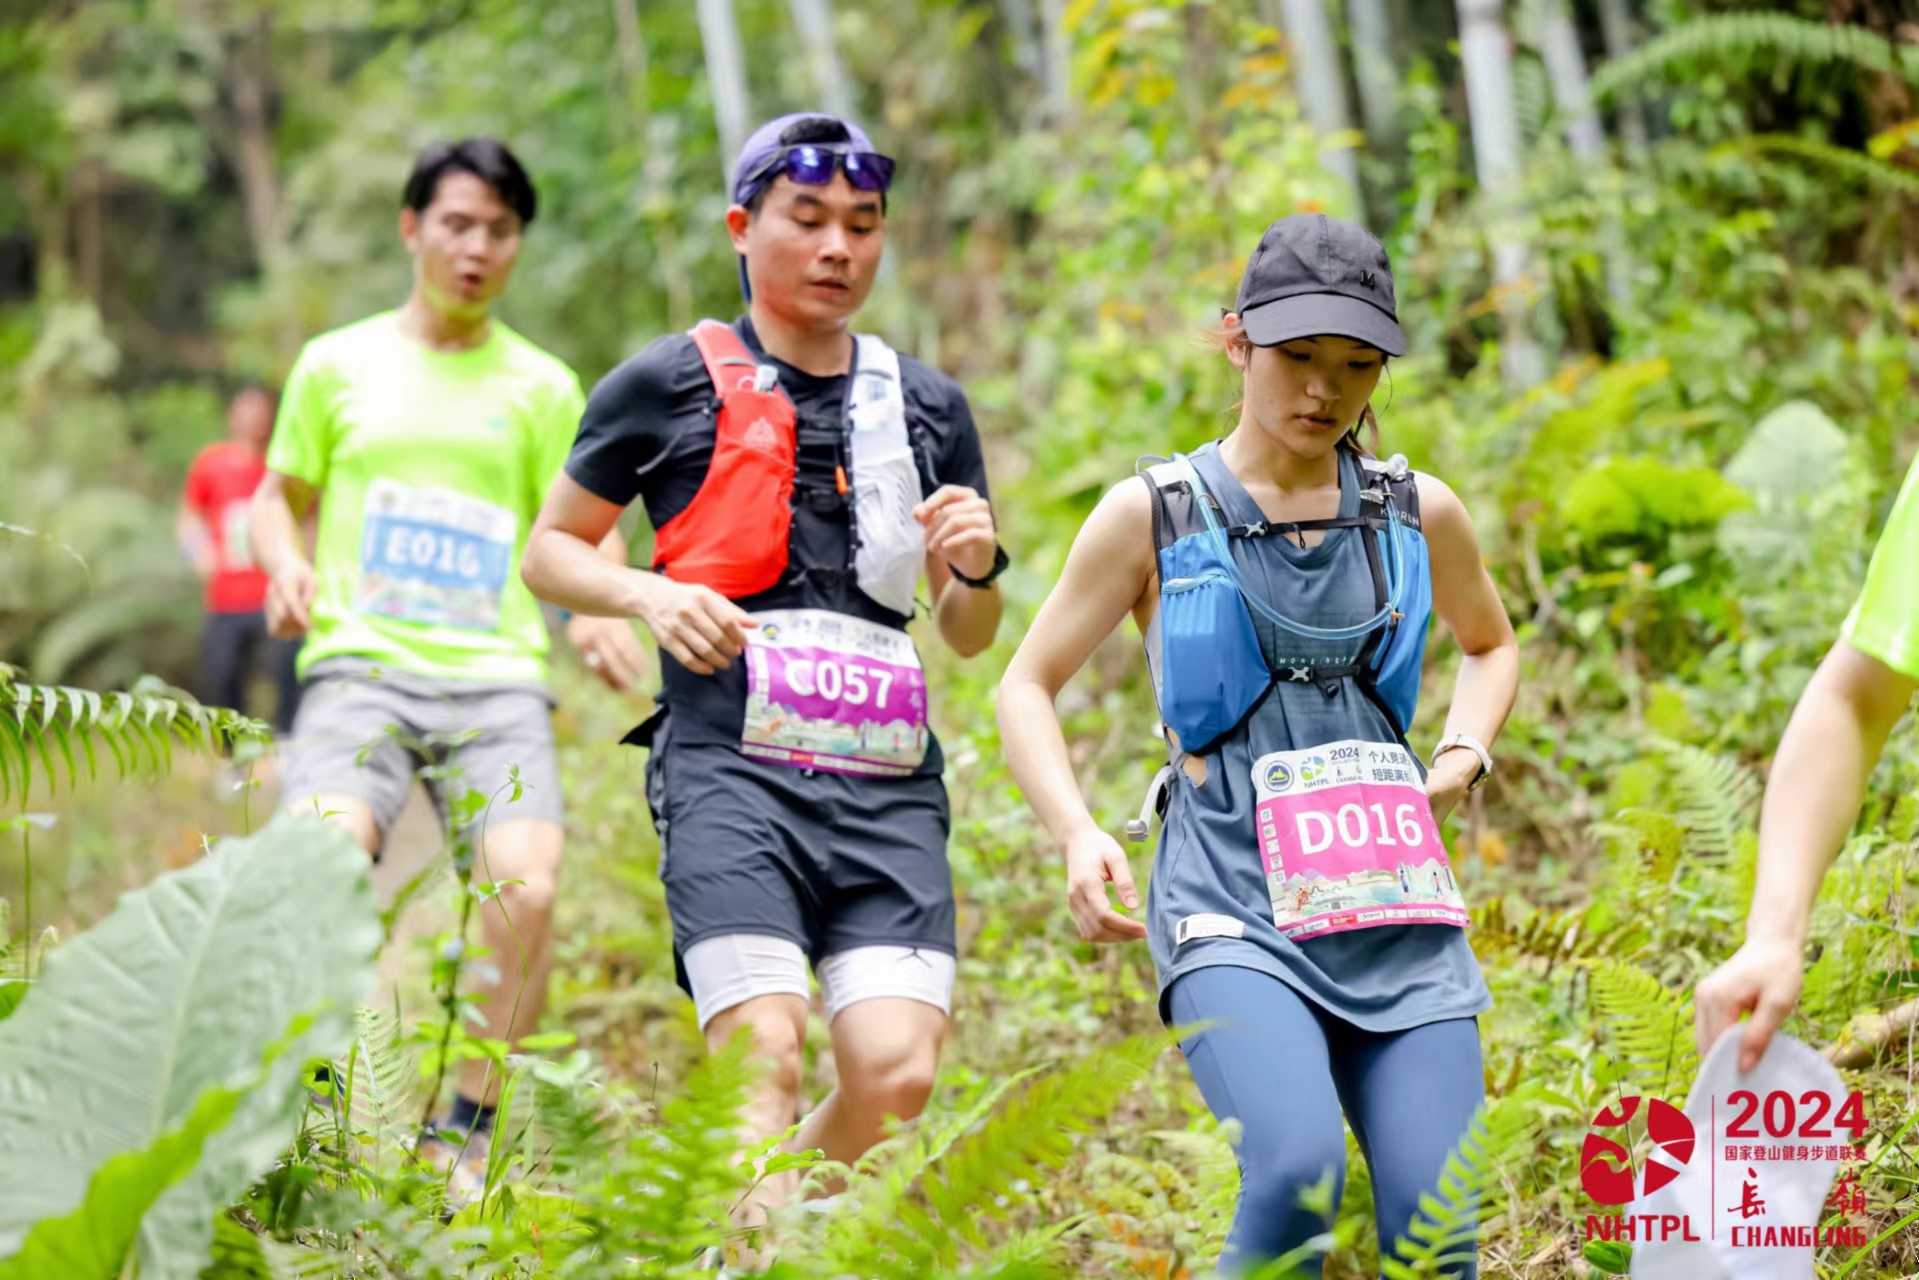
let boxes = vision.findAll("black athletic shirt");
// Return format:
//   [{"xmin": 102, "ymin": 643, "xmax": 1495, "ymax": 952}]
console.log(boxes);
[{"xmin": 565, "ymin": 316, "xmax": 991, "ymax": 775}]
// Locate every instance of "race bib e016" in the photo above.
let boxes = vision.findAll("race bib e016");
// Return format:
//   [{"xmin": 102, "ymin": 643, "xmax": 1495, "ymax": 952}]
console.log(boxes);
[
  {"xmin": 741, "ymin": 609, "xmax": 929, "ymax": 777},
  {"xmin": 356, "ymin": 478, "xmax": 516, "ymax": 632},
  {"xmin": 1252, "ymin": 739, "xmax": 1469, "ymax": 941}
]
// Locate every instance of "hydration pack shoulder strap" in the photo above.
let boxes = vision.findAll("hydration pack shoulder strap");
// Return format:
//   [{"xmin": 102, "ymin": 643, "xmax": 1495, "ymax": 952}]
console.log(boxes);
[
  {"xmin": 1141, "ymin": 457, "xmax": 1207, "ymax": 554},
  {"xmin": 689, "ymin": 319, "xmax": 766, "ymax": 396},
  {"xmin": 1357, "ymin": 450, "xmax": 1422, "ymax": 531},
  {"xmin": 847, "ymin": 334, "xmax": 923, "ymax": 617}
]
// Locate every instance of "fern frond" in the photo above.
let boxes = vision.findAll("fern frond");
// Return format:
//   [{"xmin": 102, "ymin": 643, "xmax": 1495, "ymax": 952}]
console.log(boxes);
[
  {"xmin": 1653, "ymin": 740, "xmax": 1758, "ymax": 862},
  {"xmin": 1381, "ymin": 1092, "xmax": 1542, "ymax": 1279},
  {"xmin": 1079, "ymin": 1122, "xmax": 1240, "ymax": 1277},
  {"xmin": 577, "ymin": 1039, "xmax": 758, "ymax": 1264},
  {"xmin": 791, "ymin": 1066, "xmax": 1040, "ymax": 1267},
  {"xmin": 344, "ymin": 1005, "xmax": 416, "ymax": 1153},
  {"xmin": 524, "ymin": 1050, "xmax": 610, "ymax": 1183},
  {"xmin": 1587, "ymin": 960, "xmax": 1697, "ymax": 1098},
  {"xmin": 915, "ymin": 1030, "xmax": 1171, "ymax": 1266},
  {"xmin": 200, "ymin": 1212, "xmax": 276, "ymax": 1280},
  {"xmin": 0, "ymin": 667, "xmax": 266, "ymax": 802},
  {"xmin": 1591, "ymin": 13, "xmax": 1919, "ymax": 103},
  {"xmin": 1736, "ymin": 135, "xmax": 1919, "ymax": 197},
  {"xmin": 1470, "ymin": 897, "xmax": 1603, "ymax": 966},
  {"xmin": 1604, "ymin": 810, "xmax": 1686, "ymax": 887},
  {"xmin": 817, "ymin": 1031, "xmax": 1174, "ymax": 1275}
]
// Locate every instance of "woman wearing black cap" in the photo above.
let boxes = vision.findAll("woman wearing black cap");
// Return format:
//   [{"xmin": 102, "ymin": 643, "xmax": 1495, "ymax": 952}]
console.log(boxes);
[{"xmin": 997, "ymin": 214, "xmax": 1518, "ymax": 1276}]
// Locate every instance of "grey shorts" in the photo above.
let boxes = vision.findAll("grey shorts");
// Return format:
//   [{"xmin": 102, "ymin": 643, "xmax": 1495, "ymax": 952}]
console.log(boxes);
[{"xmin": 282, "ymin": 660, "xmax": 562, "ymax": 848}]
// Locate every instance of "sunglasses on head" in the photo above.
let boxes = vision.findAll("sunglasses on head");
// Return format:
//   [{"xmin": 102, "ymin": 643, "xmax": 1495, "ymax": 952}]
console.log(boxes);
[{"xmin": 743, "ymin": 145, "xmax": 896, "ymax": 199}]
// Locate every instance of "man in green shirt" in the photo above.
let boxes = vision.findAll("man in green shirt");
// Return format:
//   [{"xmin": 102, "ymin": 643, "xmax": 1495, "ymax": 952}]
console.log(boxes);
[
  {"xmin": 251, "ymin": 138, "xmax": 642, "ymax": 1194},
  {"xmin": 1697, "ymin": 452, "xmax": 1919, "ymax": 1071}
]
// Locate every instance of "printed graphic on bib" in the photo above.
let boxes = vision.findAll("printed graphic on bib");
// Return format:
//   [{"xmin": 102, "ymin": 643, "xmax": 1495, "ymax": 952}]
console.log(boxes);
[
  {"xmin": 742, "ymin": 609, "xmax": 928, "ymax": 777},
  {"xmin": 1252, "ymin": 739, "xmax": 1468, "ymax": 940},
  {"xmin": 357, "ymin": 478, "xmax": 516, "ymax": 631},
  {"xmin": 220, "ymin": 499, "xmax": 255, "ymax": 570}
]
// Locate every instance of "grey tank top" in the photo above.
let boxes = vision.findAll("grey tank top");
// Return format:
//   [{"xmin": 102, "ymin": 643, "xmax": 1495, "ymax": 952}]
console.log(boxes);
[{"xmin": 1145, "ymin": 442, "xmax": 1490, "ymax": 1032}]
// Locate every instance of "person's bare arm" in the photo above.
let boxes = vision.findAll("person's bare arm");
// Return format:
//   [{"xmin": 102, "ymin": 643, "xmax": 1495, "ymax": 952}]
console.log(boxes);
[
  {"xmin": 522, "ymin": 473, "xmax": 754, "ymax": 676},
  {"xmin": 1417, "ymin": 474, "xmax": 1519, "ymax": 823},
  {"xmin": 996, "ymin": 478, "xmax": 1157, "ymax": 943},
  {"xmin": 563, "ymin": 526, "xmax": 651, "ymax": 691},
  {"xmin": 1696, "ymin": 641, "xmax": 1916, "ymax": 1069},
  {"xmin": 253, "ymin": 471, "xmax": 320, "ymax": 636}
]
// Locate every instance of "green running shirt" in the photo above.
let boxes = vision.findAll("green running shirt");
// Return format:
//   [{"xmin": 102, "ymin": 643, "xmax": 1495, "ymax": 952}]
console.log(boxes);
[
  {"xmin": 268, "ymin": 312, "xmax": 584, "ymax": 684},
  {"xmin": 1843, "ymin": 454, "xmax": 1919, "ymax": 681}
]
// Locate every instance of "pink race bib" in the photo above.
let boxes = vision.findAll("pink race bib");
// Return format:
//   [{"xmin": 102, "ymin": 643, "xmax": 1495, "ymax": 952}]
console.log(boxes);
[
  {"xmin": 741, "ymin": 609, "xmax": 929, "ymax": 777},
  {"xmin": 1253, "ymin": 740, "xmax": 1469, "ymax": 940}
]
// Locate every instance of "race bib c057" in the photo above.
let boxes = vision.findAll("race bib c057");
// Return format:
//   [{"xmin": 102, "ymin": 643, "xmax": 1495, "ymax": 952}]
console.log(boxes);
[
  {"xmin": 1252, "ymin": 739, "xmax": 1469, "ymax": 941},
  {"xmin": 741, "ymin": 609, "xmax": 929, "ymax": 777},
  {"xmin": 356, "ymin": 478, "xmax": 516, "ymax": 632}
]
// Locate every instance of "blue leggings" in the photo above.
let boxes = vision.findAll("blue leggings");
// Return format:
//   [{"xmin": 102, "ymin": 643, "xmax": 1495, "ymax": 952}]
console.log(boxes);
[{"xmin": 1168, "ymin": 966, "xmax": 1485, "ymax": 1278}]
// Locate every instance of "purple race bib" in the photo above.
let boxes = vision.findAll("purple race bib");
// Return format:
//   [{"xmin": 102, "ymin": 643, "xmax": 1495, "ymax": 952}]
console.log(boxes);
[
  {"xmin": 1253, "ymin": 739, "xmax": 1469, "ymax": 940},
  {"xmin": 741, "ymin": 609, "xmax": 929, "ymax": 777}
]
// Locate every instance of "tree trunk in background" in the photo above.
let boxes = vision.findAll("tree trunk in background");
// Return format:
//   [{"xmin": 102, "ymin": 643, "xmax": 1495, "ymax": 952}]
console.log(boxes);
[
  {"xmin": 1037, "ymin": 0, "xmax": 1073, "ymax": 124},
  {"xmin": 1532, "ymin": 0, "xmax": 1629, "ymax": 305},
  {"xmin": 1594, "ymin": 0, "xmax": 1647, "ymax": 157},
  {"xmin": 1002, "ymin": 0, "xmax": 1042, "ymax": 84},
  {"xmin": 788, "ymin": 0, "xmax": 853, "ymax": 119},
  {"xmin": 612, "ymin": 0, "xmax": 695, "ymax": 330},
  {"xmin": 1264, "ymin": 0, "xmax": 1364, "ymax": 218},
  {"xmin": 1348, "ymin": 0, "xmax": 1399, "ymax": 151},
  {"xmin": 611, "ymin": 0, "xmax": 651, "ymax": 124},
  {"xmin": 226, "ymin": 10, "xmax": 282, "ymax": 272},
  {"xmin": 696, "ymin": 0, "xmax": 753, "ymax": 177},
  {"xmin": 1455, "ymin": 0, "xmax": 1545, "ymax": 386},
  {"xmin": 1534, "ymin": 0, "xmax": 1604, "ymax": 161}
]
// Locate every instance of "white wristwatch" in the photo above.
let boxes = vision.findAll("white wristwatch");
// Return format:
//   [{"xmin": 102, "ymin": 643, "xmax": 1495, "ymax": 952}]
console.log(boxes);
[{"xmin": 1434, "ymin": 733, "xmax": 1494, "ymax": 792}]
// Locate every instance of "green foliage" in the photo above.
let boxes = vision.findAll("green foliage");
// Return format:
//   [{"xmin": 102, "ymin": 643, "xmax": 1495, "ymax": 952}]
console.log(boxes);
[
  {"xmin": 1381, "ymin": 1092, "xmax": 1543, "ymax": 1279},
  {"xmin": 0, "ymin": 816, "xmax": 380, "ymax": 1277},
  {"xmin": 1737, "ymin": 135, "xmax": 1919, "ymax": 199},
  {"xmin": 1559, "ymin": 456, "xmax": 1749, "ymax": 547},
  {"xmin": 791, "ymin": 1031, "xmax": 1172, "ymax": 1276},
  {"xmin": 0, "ymin": 664, "xmax": 266, "ymax": 802},
  {"xmin": 1586, "ymin": 961, "xmax": 1697, "ymax": 1101},
  {"xmin": 1590, "ymin": 12, "xmax": 1919, "ymax": 104}
]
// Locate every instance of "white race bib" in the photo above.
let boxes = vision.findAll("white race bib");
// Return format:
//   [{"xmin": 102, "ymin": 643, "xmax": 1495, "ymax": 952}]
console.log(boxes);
[{"xmin": 356, "ymin": 478, "xmax": 516, "ymax": 631}]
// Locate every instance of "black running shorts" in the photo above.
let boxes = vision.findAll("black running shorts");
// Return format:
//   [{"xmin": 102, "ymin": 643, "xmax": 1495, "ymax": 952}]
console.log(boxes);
[{"xmin": 643, "ymin": 737, "xmax": 956, "ymax": 995}]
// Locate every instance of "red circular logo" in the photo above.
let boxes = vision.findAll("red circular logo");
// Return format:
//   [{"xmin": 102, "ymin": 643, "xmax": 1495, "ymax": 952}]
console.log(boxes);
[{"xmin": 1580, "ymin": 1096, "xmax": 1696, "ymax": 1205}]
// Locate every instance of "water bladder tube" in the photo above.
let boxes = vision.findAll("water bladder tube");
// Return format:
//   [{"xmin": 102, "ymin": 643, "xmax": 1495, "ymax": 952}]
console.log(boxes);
[{"xmin": 1174, "ymin": 452, "xmax": 1411, "ymax": 644}]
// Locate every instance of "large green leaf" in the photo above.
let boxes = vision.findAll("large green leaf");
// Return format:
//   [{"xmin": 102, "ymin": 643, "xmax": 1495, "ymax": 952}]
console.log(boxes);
[{"xmin": 0, "ymin": 816, "xmax": 380, "ymax": 1278}]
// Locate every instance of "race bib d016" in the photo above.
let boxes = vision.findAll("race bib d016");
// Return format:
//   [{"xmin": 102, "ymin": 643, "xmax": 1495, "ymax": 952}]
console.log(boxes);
[
  {"xmin": 357, "ymin": 478, "xmax": 516, "ymax": 632},
  {"xmin": 1252, "ymin": 739, "xmax": 1469, "ymax": 941},
  {"xmin": 741, "ymin": 609, "xmax": 929, "ymax": 777}
]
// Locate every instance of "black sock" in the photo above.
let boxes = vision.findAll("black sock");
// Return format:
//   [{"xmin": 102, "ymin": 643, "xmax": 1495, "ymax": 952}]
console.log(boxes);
[{"xmin": 447, "ymin": 1093, "xmax": 495, "ymax": 1135}]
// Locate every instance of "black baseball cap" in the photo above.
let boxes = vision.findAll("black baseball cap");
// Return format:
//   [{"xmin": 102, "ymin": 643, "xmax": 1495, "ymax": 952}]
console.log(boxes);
[{"xmin": 1235, "ymin": 214, "xmax": 1405, "ymax": 357}]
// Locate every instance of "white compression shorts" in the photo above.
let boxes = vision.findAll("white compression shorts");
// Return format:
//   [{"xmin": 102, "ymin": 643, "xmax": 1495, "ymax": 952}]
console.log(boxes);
[{"xmin": 679, "ymin": 933, "xmax": 957, "ymax": 1032}]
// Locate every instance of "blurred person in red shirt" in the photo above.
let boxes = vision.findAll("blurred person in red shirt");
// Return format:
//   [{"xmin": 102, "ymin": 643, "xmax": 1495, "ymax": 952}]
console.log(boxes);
[{"xmin": 177, "ymin": 384, "xmax": 302, "ymax": 732}]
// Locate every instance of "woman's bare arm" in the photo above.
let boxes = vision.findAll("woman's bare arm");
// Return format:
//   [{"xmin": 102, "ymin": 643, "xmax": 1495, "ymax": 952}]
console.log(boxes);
[{"xmin": 997, "ymin": 478, "xmax": 1158, "ymax": 941}]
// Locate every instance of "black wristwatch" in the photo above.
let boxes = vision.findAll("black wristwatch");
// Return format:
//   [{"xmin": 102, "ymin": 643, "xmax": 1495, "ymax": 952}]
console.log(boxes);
[{"xmin": 948, "ymin": 543, "xmax": 1009, "ymax": 589}]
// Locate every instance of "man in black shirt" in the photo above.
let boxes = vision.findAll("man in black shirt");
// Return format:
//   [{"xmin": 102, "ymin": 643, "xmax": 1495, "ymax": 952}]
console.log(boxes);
[{"xmin": 522, "ymin": 112, "xmax": 1003, "ymax": 1226}]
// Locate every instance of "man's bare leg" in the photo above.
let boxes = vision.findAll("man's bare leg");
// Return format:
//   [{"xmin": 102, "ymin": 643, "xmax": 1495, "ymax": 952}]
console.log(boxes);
[
  {"xmin": 794, "ymin": 998, "xmax": 946, "ymax": 1193},
  {"xmin": 704, "ymin": 992, "xmax": 810, "ymax": 1258}
]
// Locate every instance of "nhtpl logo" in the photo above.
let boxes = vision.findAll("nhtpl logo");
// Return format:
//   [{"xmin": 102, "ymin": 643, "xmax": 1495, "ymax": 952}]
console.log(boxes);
[{"xmin": 1581, "ymin": 1096, "xmax": 1696, "ymax": 1204}]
